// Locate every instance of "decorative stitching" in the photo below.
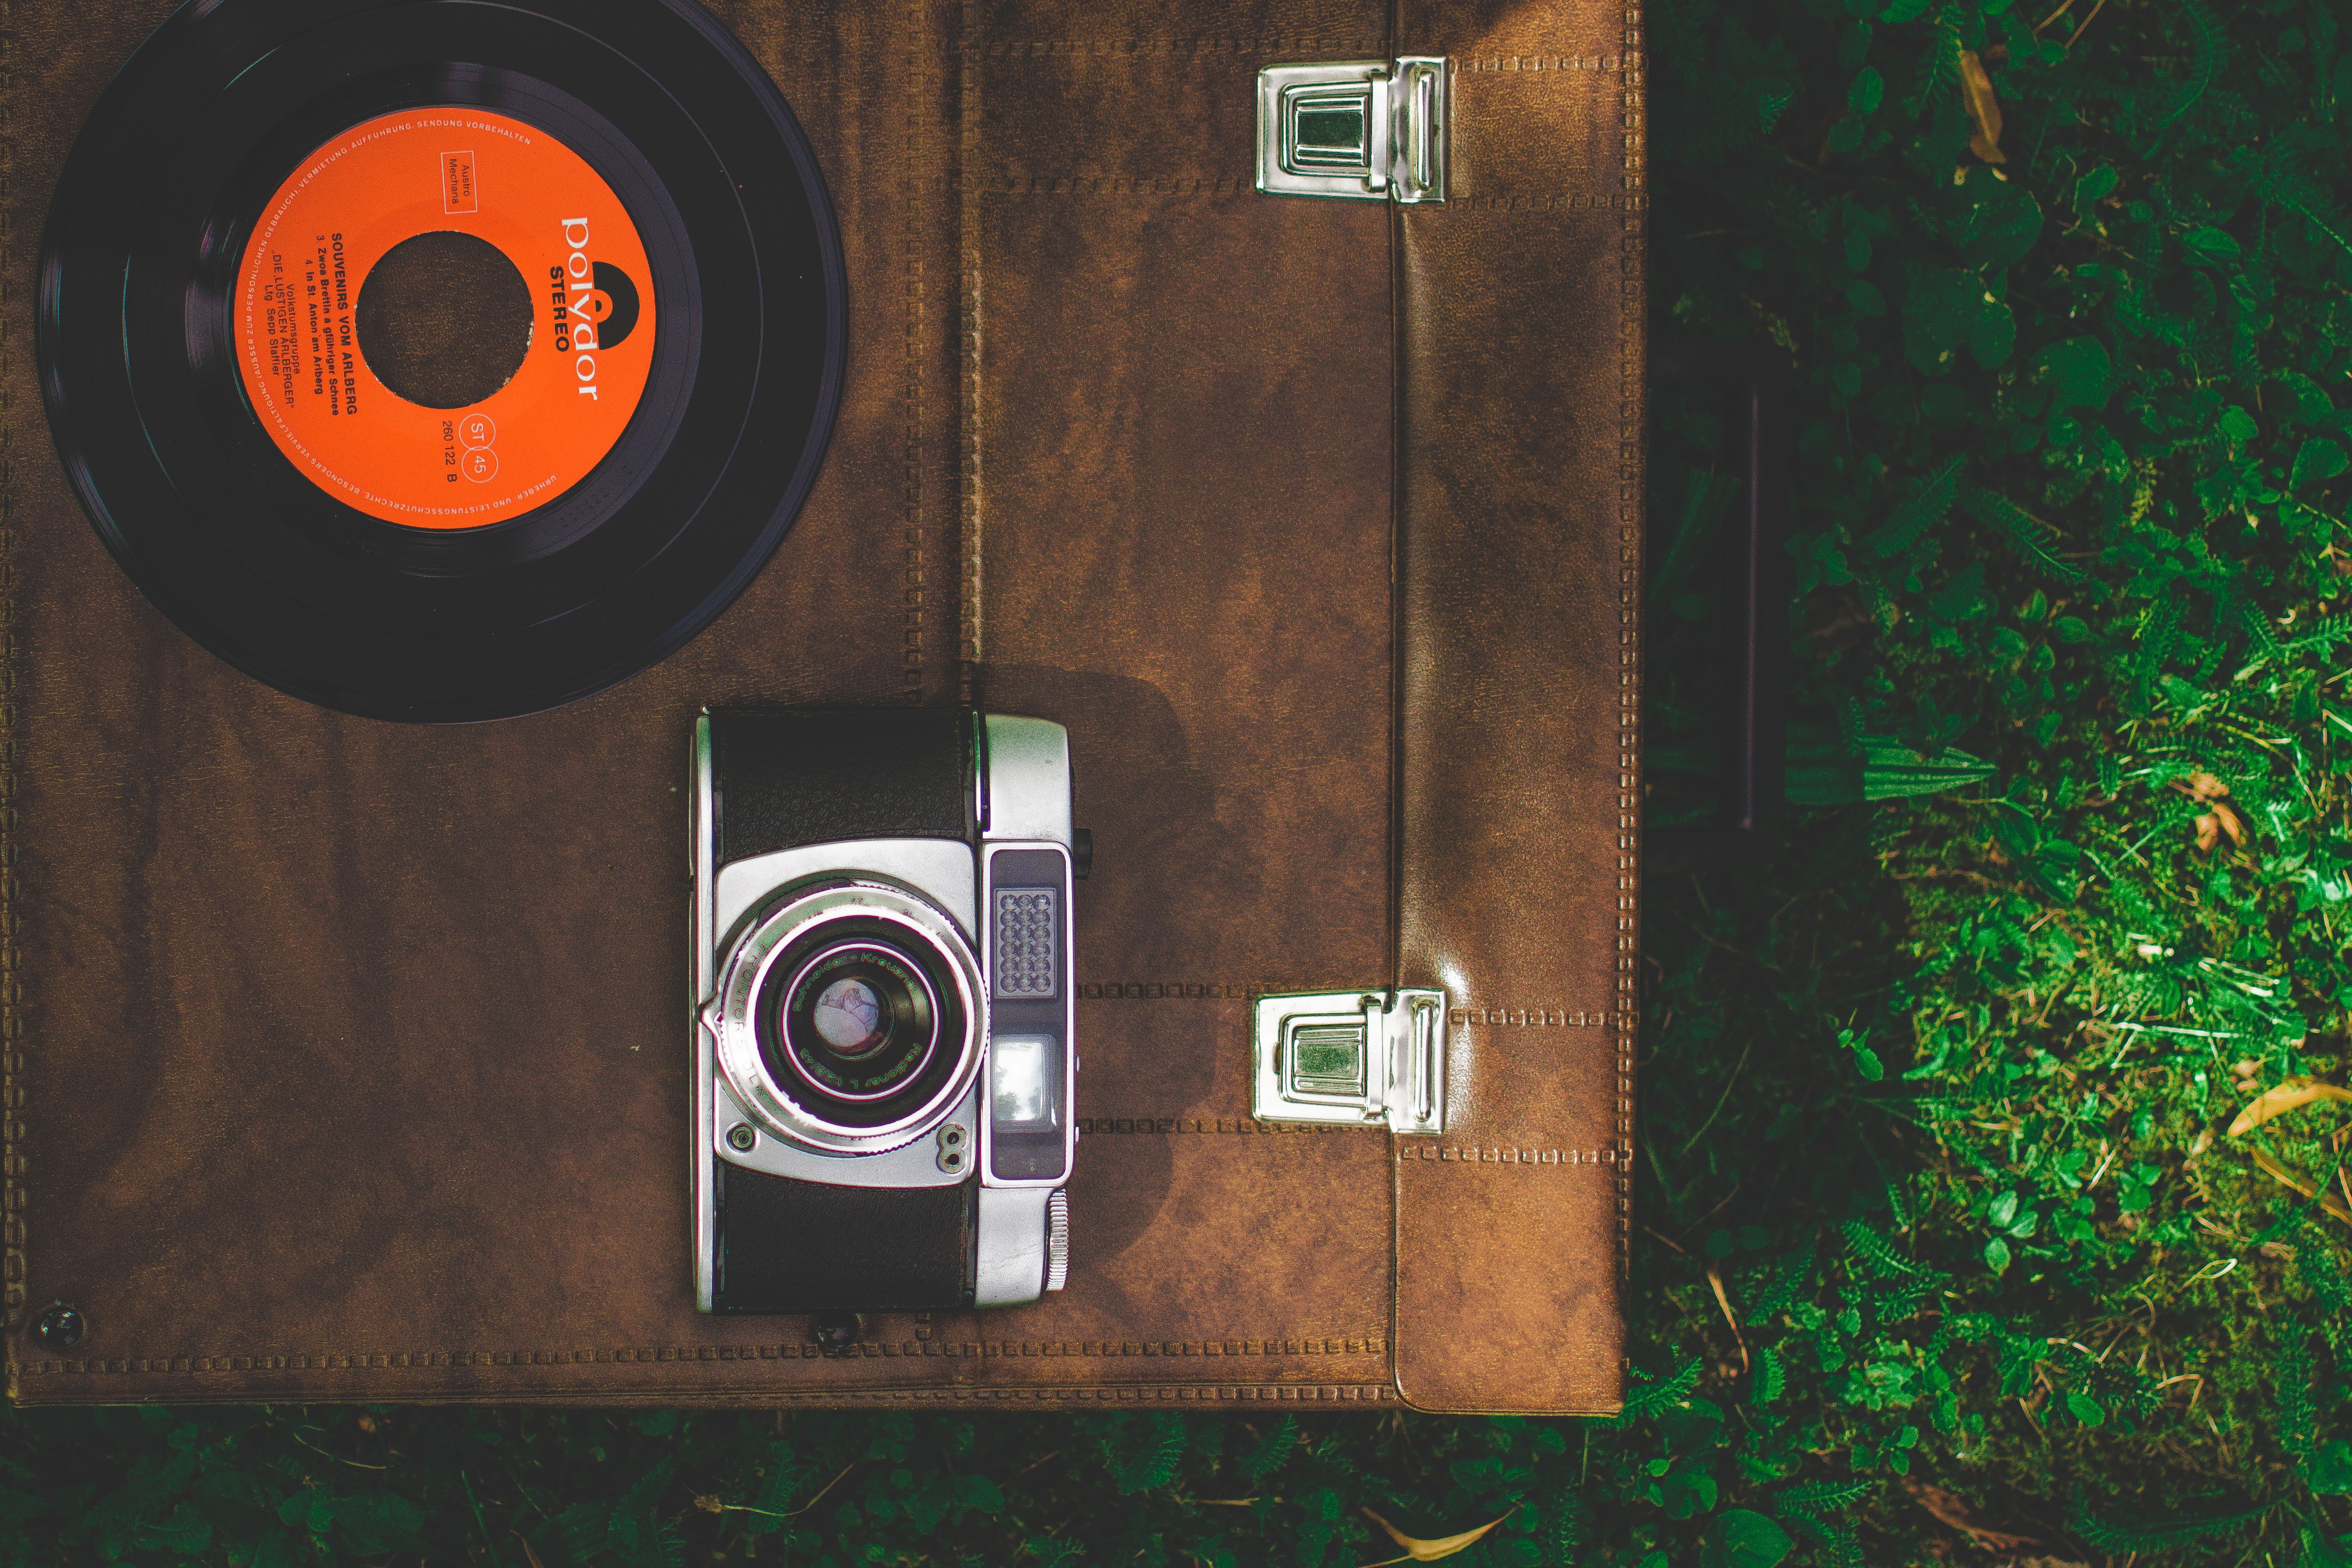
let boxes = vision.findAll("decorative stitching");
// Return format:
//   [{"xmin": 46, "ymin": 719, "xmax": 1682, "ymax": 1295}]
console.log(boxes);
[
  {"xmin": 12, "ymin": 1377, "xmax": 1396, "ymax": 1406},
  {"xmin": 1076, "ymin": 1117, "xmax": 1353, "ymax": 1135},
  {"xmin": 2, "ymin": 0, "xmax": 22, "ymax": 1367},
  {"xmin": 1401, "ymin": 1145, "xmax": 1622, "ymax": 1166},
  {"xmin": 959, "ymin": 175, "xmax": 1257, "ymax": 196},
  {"xmin": 1450, "ymin": 1007, "xmax": 1610, "ymax": 1027},
  {"xmin": 970, "ymin": 38, "xmax": 1384, "ymax": 57},
  {"xmin": 958, "ymin": 0, "xmax": 986, "ymax": 686},
  {"xmin": 903, "ymin": 1, "xmax": 928, "ymax": 700},
  {"xmin": 18, "ymin": 1336, "xmax": 1387, "ymax": 1376},
  {"xmin": 1616, "ymin": 1, "xmax": 1647, "ymax": 1283},
  {"xmin": 1444, "ymin": 194, "xmax": 1641, "ymax": 212},
  {"xmin": 1076, "ymin": 979, "xmax": 1353, "ymax": 999},
  {"xmin": 1457, "ymin": 54, "xmax": 1632, "ymax": 72}
]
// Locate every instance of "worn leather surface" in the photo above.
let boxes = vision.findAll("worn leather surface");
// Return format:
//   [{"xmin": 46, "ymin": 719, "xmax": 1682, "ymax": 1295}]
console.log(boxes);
[
  {"xmin": 1391, "ymin": 4, "xmax": 1643, "ymax": 1413},
  {"xmin": 5, "ymin": 0, "xmax": 1637, "ymax": 1410}
]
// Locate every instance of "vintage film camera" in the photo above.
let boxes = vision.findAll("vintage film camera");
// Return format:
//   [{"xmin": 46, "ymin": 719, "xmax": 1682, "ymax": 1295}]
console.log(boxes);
[{"xmin": 690, "ymin": 708, "xmax": 1079, "ymax": 1313}]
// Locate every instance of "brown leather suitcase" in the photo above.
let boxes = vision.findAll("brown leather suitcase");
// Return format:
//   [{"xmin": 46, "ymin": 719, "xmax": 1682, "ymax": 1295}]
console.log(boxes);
[{"xmin": 4, "ymin": 0, "xmax": 1642, "ymax": 1414}]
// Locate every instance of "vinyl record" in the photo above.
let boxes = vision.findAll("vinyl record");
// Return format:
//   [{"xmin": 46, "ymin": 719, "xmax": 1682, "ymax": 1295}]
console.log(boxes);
[{"xmin": 37, "ymin": 0, "xmax": 846, "ymax": 722}]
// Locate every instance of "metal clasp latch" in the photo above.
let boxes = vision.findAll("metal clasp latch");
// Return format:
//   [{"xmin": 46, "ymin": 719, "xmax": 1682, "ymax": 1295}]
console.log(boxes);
[
  {"xmin": 1251, "ymin": 988, "xmax": 1446, "ymax": 1134},
  {"xmin": 1255, "ymin": 57, "xmax": 1448, "ymax": 204}
]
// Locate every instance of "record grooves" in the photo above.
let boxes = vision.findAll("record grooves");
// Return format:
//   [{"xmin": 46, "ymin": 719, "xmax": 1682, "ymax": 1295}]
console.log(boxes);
[{"xmin": 37, "ymin": 0, "xmax": 847, "ymax": 723}]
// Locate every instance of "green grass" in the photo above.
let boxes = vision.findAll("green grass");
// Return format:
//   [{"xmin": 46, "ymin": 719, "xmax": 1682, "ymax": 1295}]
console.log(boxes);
[{"xmin": 12, "ymin": 0, "xmax": 2352, "ymax": 1562}]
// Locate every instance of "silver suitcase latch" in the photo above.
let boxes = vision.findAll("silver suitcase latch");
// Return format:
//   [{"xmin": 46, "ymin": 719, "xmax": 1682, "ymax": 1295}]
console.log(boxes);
[
  {"xmin": 1252, "ymin": 988, "xmax": 1447, "ymax": 1134},
  {"xmin": 1255, "ymin": 58, "xmax": 1448, "ymax": 204}
]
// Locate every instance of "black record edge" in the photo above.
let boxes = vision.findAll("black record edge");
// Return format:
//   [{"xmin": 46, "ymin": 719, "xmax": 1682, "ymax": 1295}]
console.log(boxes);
[{"xmin": 35, "ymin": 0, "xmax": 847, "ymax": 724}]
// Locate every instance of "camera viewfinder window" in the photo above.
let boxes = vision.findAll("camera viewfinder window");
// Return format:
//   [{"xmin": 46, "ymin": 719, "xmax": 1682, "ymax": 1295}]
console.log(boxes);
[{"xmin": 992, "ymin": 1035, "xmax": 1055, "ymax": 1128}]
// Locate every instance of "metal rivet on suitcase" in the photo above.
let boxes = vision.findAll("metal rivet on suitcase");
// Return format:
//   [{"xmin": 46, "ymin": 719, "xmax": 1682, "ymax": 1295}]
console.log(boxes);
[{"xmin": 34, "ymin": 1303, "xmax": 84, "ymax": 1347}]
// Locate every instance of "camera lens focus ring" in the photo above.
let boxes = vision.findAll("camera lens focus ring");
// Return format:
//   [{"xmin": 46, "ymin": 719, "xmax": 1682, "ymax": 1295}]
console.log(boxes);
[{"xmin": 707, "ymin": 880, "xmax": 983, "ymax": 1154}]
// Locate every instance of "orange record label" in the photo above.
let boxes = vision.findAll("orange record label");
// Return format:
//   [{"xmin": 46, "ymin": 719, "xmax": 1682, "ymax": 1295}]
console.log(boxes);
[{"xmin": 235, "ymin": 109, "xmax": 654, "ymax": 529}]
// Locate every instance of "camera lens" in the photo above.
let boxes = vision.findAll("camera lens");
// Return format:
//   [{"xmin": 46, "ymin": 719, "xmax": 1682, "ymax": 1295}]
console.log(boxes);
[
  {"xmin": 810, "ymin": 977, "xmax": 885, "ymax": 1053},
  {"xmin": 761, "ymin": 938, "xmax": 950, "ymax": 1111}
]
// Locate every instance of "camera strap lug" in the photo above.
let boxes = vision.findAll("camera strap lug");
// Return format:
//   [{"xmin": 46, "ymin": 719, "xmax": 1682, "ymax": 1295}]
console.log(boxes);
[
  {"xmin": 1255, "ymin": 57, "xmax": 1447, "ymax": 204},
  {"xmin": 1251, "ymin": 987, "xmax": 1447, "ymax": 1135}
]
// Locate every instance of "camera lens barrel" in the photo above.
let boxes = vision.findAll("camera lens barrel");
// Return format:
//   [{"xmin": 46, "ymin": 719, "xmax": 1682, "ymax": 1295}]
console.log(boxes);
[{"xmin": 709, "ymin": 882, "xmax": 984, "ymax": 1154}]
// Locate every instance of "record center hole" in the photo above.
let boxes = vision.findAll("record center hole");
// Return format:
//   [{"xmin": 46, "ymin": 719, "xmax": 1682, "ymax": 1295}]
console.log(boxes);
[{"xmin": 356, "ymin": 231, "xmax": 533, "ymax": 410}]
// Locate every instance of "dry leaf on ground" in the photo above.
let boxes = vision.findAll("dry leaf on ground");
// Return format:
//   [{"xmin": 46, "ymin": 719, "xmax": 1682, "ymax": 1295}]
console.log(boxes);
[
  {"xmin": 1705, "ymin": 1266, "xmax": 1750, "ymax": 1370},
  {"xmin": 1359, "ymin": 1506, "xmax": 1512, "ymax": 1564},
  {"xmin": 2250, "ymin": 1149, "xmax": 2352, "ymax": 1226},
  {"xmin": 2228, "ymin": 1076, "xmax": 2352, "ymax": 1137},
  {"xmin": 1958, "ymin": 50, "xmax": 2005, "ymax": 162},
  {"xmin": 1903, "ymin": 1478, "xmax": 2046, "ymax": 1552}
]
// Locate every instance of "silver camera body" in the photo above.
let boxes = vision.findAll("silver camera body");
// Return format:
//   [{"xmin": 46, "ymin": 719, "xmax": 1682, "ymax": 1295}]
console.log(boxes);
[{"xmin": 690, "ymin": 708, "xmax": 1076, "ymax": 1314}]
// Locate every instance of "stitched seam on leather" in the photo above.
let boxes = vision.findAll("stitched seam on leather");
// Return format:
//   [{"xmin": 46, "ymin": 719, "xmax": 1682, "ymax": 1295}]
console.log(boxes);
[
  {"xmin": 1617, "ymin": 1, "xmax": 1647, "ymax": 1287},
  {"xmin": 1402, "ymin": 1145, "xmax": 1622, "ymax": 1165},
  {"xmin": 1075, "ymin": 979, "xmax": 1357, "ymax": 997},
  {"xmin": 1, "ymin": 0, "xmax": 21, "ymax": 1370},
  {"xmin": 1077, "ymin": 1118, "xmax": 1361, "ymax": 1134},
  {"xmin": 970, "ymin": 39, "xmax": 1384, "ymax": 56},
  {"xmin": 958, "ymin": 0, "xmax": 985, "ymax": 678},
  {"xmin": 14, "ymin": 1380, "xmax": 1402, "ymax": 1406},
  {"xmin": 904, "ymin": 0, "xmax": 927, "ymax": 700},
  {"xmin": 1451, "ymin": 1007, "xmax": 1611, "ymax": 1025},
  {"xmin": 1457, "ymin": 55, "xmax": 1634, "ymax": 72},
  {"xmin": 960, "ymin": 176, "xmax": 1255, "ymax": 195},
  {"xmin": 19, "ymin": 1337, "xmax": 1388, "ymax": 1375}
]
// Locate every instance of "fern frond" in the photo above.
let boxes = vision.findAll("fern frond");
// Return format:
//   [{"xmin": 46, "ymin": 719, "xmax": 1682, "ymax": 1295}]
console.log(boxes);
[
  {"xmin": 1841, "ymin": 1219, "xmax": 1928, "ymax": 1280},
  {"xmin": 1961, "ymin": 488, "xmax": 2089, "ymax": 584},
  {"xmin": 1774, "ymin": 1478, "xmax": 1871, "ymax": 1518},
  {"xmin": 2282, "ymin": 1332, "xmax": 2319, "ymax": 1462},
  {"xmin": 1548, "ymin": 1487, "xmax": 1590, "ymax": 1564},
  {"xmin": 1618, "ymin": 1358, "xmax": 1703, "ymax": 1420},
  {"xmin": 1746, "ymin": 1236, "xmax": 1818, "ymax": 1324},
  {"xmin": 1868, "ymin": 454, "xmax": 1966, "ymax": 557},
  {"xmin": 1750, "ymin": 1241, "xmax": 1816, "ymax": 1326},
  {"xmin": 2288, "ymin": 612, "xmax": 2352, "ymax": 653},
  {"xmin": 2071, "ymin": 1504, "xmax": 2266, "ymax": 1554},
  {"xmin": 2150, "ymin": 0, "xmax": 2224, "ymax": 131},
  {"xmin": 1751, "ymin": 1344, "xmax": 1785, "ymax": 1407},
  {"xmin": 2229, "ymin": 586, "xmax": 2285, "ymax": 663},
  {"xmin": 1111, "ymin": 1413, "xmax": 1186, "ymax": 1495},
  {"xmin": 2135, "ymin": 590, "xmax": 2182, "ymax": 690},
  {"xmin": 1870, "ymin": 1274, "xmax": 1949, "ymax": 1320},
  {"xmin": 1237, "ymin": 1416, "xmax": 1297, "ymax": 1484},
  {"xmin": 2280, "ymin": 191, "xmax": 2352, "ymax": 264}
]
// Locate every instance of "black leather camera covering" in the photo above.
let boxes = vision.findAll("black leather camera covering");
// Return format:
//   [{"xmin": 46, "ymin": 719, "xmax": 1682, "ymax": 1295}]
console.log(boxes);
[
  {"xmin": 715, "ymin": 1162, "xmax": 975, "ymax": 1313},
  {"xmin": 707, "ymin": 705, "xmax": 981, "ymax": 1313},
  {"xmin": 711, "ymin": 706, "xmax": 971, "ymax": 865}
]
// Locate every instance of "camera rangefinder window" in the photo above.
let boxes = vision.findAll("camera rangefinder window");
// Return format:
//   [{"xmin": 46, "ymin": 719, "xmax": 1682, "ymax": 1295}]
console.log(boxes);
[
  {"xmin": 769, "ymin": 941, "xmax": 941, "ymax": 1102},
  {"xmin": 991, "ymin": 1035, "xmax": 1056, "ymax": 1128}
]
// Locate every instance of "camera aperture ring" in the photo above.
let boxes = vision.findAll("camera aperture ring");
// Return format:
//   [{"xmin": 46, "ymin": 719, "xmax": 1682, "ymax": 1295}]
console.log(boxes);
[{"xmin": 707, "ymin": 880, "xmax": 983, "ymax": 1154}]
